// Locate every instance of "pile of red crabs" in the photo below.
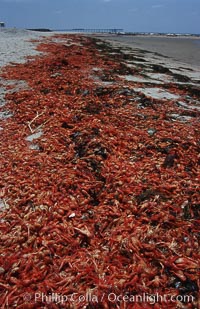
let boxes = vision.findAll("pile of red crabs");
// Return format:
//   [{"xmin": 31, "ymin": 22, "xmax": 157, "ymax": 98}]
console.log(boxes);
[{"xmin": 0, "ymin": 34, "xmax": 199, "ymax": 308}]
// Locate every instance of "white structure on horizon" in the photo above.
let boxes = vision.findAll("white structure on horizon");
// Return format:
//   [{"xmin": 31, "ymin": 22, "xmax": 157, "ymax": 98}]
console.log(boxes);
[{"xmin": 0, "ymin": 22, "xmax": 5, "ymax": 27}]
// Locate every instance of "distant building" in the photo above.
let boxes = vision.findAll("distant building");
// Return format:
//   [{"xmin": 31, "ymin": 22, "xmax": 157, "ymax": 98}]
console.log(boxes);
[{"xmin": 0, "ymin": 22, "xmax": 5, "ymax": 27}]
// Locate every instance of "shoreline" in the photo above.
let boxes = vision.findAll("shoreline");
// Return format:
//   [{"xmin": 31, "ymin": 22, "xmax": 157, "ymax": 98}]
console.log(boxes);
[{"xmin": 92, "ymin": 34, "xmax": 200, "ymax": 70}]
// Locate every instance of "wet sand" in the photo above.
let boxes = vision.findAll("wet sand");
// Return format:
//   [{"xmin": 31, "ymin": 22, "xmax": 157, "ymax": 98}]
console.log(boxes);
[{"xmin": 93, "ymin": 35, "xmax": 200, "ymax": 70}]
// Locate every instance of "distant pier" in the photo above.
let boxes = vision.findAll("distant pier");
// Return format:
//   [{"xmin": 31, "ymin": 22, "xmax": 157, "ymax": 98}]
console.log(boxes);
[{"xmin": 55, "ymin": 28, "xmax": 124, "ymax": 34}]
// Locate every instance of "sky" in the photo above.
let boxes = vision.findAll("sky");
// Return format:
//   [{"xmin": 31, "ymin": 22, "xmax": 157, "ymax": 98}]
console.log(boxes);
[{"xmin": 0, "ymin": 0, "xmax": 200, "ymax": 34}]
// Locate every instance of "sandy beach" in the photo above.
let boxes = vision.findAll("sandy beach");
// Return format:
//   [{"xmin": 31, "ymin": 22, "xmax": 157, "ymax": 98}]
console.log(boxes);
[
  {"xmin": 0, "ymin": 29, "xmax": 55, "ymax": 109},
  {"xmin": 1, "ymin": 29, "xmax": 199, "ymax": 72},
  {"xmin": 0, "ymin": 31, "xmax": 199, "ymax": 308},
  {"xmin": 0, "ymin": 28, "xmax": 55, "ymax": 68}
]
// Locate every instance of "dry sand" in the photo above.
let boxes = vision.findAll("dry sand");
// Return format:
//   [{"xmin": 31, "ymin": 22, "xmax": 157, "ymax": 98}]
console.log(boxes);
[
  {"xmin": 0, "ymin": 29, "xmax": 55, "ymax": 110},
  {"xmin": 0, "ymin": 28, "xmax": 54, "ymax": 68}
]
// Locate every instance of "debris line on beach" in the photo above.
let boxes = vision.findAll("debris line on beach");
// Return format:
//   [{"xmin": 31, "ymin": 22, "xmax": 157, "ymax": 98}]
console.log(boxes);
[{"xmin": 0, "ymin": 34, "xmax": 199, "ymax": 308}]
